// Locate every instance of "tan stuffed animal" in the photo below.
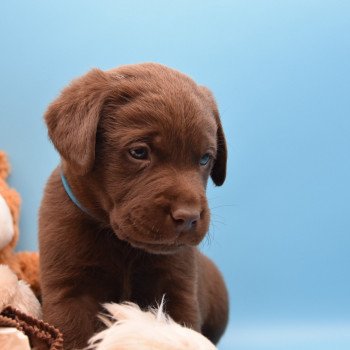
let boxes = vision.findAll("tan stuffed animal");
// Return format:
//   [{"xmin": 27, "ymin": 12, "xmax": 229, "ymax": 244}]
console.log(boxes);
[{"xmin": 0, "ymin": 151, "xmax": 40, "ymax": 298}]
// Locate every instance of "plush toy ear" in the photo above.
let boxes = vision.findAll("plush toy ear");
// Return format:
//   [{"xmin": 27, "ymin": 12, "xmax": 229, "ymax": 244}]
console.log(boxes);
[
  {"xmin": 199, "ymin": 86, "xmax": 227, "ymax": 186},
  {"xmin": 44, "ymin": 69, "xmax": 113, "ymax": 175}
]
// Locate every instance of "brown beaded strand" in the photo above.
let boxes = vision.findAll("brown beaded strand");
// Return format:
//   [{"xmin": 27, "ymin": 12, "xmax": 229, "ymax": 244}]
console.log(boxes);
[{"xmin": 0, "ymin": 307, "xmax": 63, "ymax": 350}]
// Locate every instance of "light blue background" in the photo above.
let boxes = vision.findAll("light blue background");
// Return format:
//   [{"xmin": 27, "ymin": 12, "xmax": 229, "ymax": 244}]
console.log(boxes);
[{"xmin": 0, "ymin": 1, "xmax": 349, "ymax": 349}]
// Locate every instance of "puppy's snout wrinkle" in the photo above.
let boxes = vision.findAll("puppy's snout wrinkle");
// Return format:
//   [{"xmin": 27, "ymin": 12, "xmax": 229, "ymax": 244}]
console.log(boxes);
[{"xmin": 171, "ymin": 207, "xmax": 201, "ymax": 233}]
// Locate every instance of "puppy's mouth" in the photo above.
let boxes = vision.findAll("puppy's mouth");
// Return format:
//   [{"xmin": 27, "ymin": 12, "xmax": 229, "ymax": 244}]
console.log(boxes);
[
  {"xmin": 111, "ymin": 217, "xmax": 188, "ymax": 254},
  {"xmin": 124, "ymin": 237, "xmax": 186, "ymax": 255}
]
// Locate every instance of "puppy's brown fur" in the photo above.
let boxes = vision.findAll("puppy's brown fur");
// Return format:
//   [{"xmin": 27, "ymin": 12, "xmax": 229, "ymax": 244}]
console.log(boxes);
[{"xmin": 39, "ymin": 63, "xmax": 229, "ymax": 349}]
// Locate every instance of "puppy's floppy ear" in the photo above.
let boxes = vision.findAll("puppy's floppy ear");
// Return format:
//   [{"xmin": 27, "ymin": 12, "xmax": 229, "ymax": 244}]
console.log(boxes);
[
  {"xmin": 199, "ymin": 86, "xmax": 227, "ymax": 186},
  {"xmin": 45, "ymin": 69, "xmax": 112, "ymax": 175}
]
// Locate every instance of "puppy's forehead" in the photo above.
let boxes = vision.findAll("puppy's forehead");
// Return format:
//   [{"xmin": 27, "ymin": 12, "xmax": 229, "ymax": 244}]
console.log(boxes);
[
  {"xmin": 114, "ymin": 90, "xmax": 217, "ymax": 150},
  {"xmin": 104, "ymin": 64, "xmax": 217, "ymax": 149}
]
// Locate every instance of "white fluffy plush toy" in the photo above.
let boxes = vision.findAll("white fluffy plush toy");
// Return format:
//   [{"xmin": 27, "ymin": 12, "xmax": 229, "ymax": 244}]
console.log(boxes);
[
  {"xmin": 88, "ymin": 301, "xmax": 217, "ymax": 350},
  {"xmin": 0, "ymin": 264, "xmax": 41, "ymax": 319}
]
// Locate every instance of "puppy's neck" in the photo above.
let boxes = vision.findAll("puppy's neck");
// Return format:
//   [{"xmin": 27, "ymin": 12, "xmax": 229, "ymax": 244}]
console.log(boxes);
[
  {"xmin": 59, "ymin": 165, "xmax": 110, "ymax": 224},
  {"xmin": 60, "ymin": 168, "xmax": 90, "ymax": 215}
]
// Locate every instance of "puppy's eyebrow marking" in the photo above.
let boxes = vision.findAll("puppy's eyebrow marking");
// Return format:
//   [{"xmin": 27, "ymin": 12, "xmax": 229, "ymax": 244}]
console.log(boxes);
[
  {"xmin": 208, "ymin": 145, "xmax": 217, "ymax": 154},
  {"xmin": 119, "ymin": 131, "xmax": 159, "ymax": 147},
  {"xmin": 130, "ymin": 136, "xmax": 154, "ymax": 144},
  {"xmin": 153, "ymin": 135, "xmax": 162, "ymax": 145}
]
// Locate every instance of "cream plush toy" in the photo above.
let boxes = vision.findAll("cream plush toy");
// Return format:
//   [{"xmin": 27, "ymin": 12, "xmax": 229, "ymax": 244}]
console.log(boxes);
[
  {"xmin": 0, "ymin": 151, "xmax": 40, "ymax": 298},
  {"xmin": 0, "ymin": 264, "xmax": 61, "ymax": 350},
  {"xmin": 0, "ymin": 264, "xmax": 42, "ymax": 350},
  {"xmin": 0, "ymin": 264, "xmax": 41, "ymax": 319},
  {"xmin": 88, "ymin": 301, "xmax": 217, "ymax": 350}
]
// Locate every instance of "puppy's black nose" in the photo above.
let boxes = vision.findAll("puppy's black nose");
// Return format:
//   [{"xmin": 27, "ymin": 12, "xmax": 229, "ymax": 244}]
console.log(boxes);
[{"xmin": 171, "ymin": 208, "xmax": 200, "ymax": 232}]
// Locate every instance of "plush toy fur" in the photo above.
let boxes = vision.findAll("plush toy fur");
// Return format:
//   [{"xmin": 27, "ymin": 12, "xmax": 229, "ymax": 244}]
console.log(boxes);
[
  {"xmin": 0, "ymin": 264, "xmax": 41, "ymax": 318},
  {"xmin": 0, "ymin": 151, "xmax": 40, "ymax": 298},
  {"xmin": 88, "ymin": 301, "xmax": 217, "ymax": 350}
]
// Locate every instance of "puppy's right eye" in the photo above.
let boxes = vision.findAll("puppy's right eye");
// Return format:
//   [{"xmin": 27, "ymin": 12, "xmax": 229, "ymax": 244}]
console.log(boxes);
[{"xmin": 129, "ymin": 147, "xmax": 149, "ymax": 160}]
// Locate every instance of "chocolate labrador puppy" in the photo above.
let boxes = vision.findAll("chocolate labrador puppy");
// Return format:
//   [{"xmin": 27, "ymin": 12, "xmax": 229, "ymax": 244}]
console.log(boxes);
[{"xmin": 39, "ymin": 63, "xmax": 228, "ymax": 349}]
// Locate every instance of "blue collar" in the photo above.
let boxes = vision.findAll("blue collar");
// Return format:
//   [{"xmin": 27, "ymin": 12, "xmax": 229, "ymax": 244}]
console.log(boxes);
[{"xmin": 60, "ymin": 170, "xmax": 90, "ymax": 216}]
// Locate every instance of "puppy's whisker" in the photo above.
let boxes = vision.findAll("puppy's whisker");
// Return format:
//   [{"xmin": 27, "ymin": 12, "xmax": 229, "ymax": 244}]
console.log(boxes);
[
  {"xmin": 210, "ymin": 212, "xmax": 225, "ymax": 220},
  {"xmin": 207, "ymin": 196, "xmax": 220, "ymax": 201},
  {"xmin": 210, "ymin": 204, "xmax": 236, "ymax": 210},
  {"xmin": 203, "ymin": 230, "xmax": 213, "ymax": 248},
  {"xmin": 211, "ymin": 219, "xmax": 225, "ymax": 226}
]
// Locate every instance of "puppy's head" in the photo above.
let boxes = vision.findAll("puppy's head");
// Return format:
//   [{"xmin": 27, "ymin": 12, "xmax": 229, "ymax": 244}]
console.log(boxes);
[{"xmin": 45, "ymin": 63, "xmax": 227, "ymax": 254}]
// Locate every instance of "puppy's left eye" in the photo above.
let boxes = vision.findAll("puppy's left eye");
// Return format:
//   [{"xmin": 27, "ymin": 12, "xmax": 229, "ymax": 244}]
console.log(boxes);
[
  {"xmin": 129, "ymin": 147, "xmax": 149, "ymax": 160},
  {"xmin": 199, "ymin": 153, "xmax": 211, "ymax": 166}
]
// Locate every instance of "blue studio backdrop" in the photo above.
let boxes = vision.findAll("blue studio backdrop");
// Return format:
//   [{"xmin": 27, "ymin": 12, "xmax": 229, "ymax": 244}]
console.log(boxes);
[{"xmin": 0, "ymin": 1, "xmax": 349, "ymax": 349}]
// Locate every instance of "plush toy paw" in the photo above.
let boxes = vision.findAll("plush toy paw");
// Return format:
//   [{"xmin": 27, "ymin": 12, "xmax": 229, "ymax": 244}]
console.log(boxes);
[
  {"xmin": 88, "ymin": 301, "xmax": 217, "ymax": 350},
  {"xmin": 0, "ymin": 264, "xmax": 41, "ymax": 319}
]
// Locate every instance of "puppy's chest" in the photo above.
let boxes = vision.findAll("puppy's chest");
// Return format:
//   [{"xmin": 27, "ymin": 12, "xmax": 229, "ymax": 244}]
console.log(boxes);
[
  {"xmin": 93, "ymin": 261, "xmax": 164, "ymax": 306},
  {"xmin": 94, "ymin": 245, "xmax": 163, "ymax": 303}
]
